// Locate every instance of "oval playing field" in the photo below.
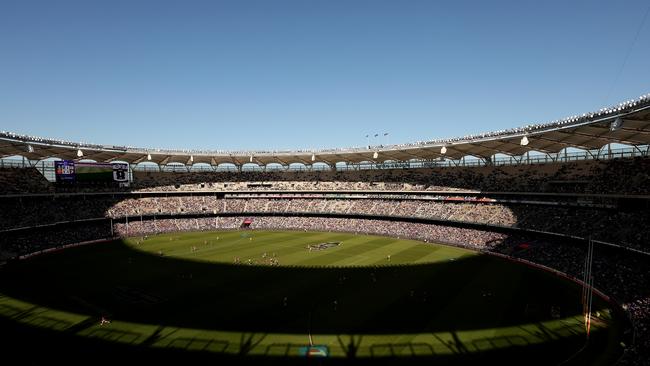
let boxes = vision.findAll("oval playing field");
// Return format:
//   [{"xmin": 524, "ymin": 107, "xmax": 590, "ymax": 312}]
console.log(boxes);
[
  {"xmin": 127, "ymin": 230, "xmax": 476, "ymax": 266},
  {"xmin": 0, "ymin": 230, "xmax": 626, "ymax": 365}
]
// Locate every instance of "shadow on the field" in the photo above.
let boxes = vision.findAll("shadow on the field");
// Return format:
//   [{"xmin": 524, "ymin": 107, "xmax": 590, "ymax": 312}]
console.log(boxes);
[
  {"xmin": 337, "ymin": 334, "xmax": 363, "ymax": 358},
  {"xmin": 166, "ymin": 336, "xmax": 230, "ymax": 352},
  {"xmin": 66, "ymin": 317, "xmax": 99, "ymax": 334},
  {"xmin": 86, "ymin": 327, "xmax": 144, "ymax": 344},
  {"xmin": 240, "ymin": 332, "xmax": 267, "ymax": 355},
  {"xmin": 0, "ymin": 238, "xmax": 606, "ymax": 336},
  {"xmin": 0, "ymin": 234, "xmax": 632, "ymax": 366},
  {"xmin": 0, "ymin": 312, "xmax": 617, "ymax": 366},
  {"xmin": 140, "ymin": 325, "xmax": 165, "ymax": 346},
  {"xmin": 470, "ymin": 334, "xmax": 529, "ymax": 352},
  {"xmin": 369, "ymin": 342, "xmax": 436, "ymax": 357},
  {"xmin": 0, "ymin": 303, "xmax": 37, "ymax": 318}
]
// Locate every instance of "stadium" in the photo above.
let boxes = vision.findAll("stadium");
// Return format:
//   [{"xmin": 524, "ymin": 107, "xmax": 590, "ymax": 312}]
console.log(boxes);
[
  {"xmin": 1, "ymin": 94, "xmax": 650, "ymax": 365},
  {"xmin": 3, "ymin": 1, "xmax": 650, "ymax": 365}
]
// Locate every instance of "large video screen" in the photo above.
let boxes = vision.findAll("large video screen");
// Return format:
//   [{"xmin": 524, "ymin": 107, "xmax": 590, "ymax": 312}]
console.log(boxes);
[
  {"xmin": 75, "ymin": 162, "xmax": 113, "ymax": 182},
  {"xmin": 55, "ymin": 161, "xmax": 128, "ymax": 183},
  {"xmin": 54, "ymin": 160, "xmax": 76, "ymax": 182}
]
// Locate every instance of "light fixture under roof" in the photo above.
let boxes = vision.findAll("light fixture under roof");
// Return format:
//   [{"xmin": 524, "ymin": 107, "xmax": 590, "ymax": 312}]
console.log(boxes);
[
  {"xmin": 77, "ymin": 149, "xmax": 83, "ymax": 157},
  {"xmin": 147, "ymin": 153, "xmax": 152, "ymax": 161},
  {"xmin": 373, "ymin": 151, "xmax": 378, "ymax": 159},
  {"xmin": 311, "ymin": 153, "xmax": 315, "ymax": 161},
  {"xmin": 26, "ymin": 144, "xmax": 34, "ymax": 153},
  {"xmin": 249, "ymin": 155, "xmax": 253, "ymax": 163},
  {"xmin": 520, "ymin": 136, "xmax": 529, "ymax": 146},
  {"xmin": 441, "ymin": 146, "xmax": 447, "ymax": 154},
  {"xmin": 610, "ymin": 116, "xmax": 623, "ymax": 131}
]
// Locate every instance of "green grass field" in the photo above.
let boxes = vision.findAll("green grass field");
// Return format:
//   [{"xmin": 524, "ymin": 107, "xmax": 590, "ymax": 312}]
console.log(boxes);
[
  {"xmin": 128, "ymin": 230, "xmax": 474, "ymax": 266},
  {"xmin": 0, "ymin": 230, "xmax": 626, "ymax": 365}
]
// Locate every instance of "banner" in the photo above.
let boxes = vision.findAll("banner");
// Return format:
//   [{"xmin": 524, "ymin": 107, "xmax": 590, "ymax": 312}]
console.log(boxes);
[{"xmin": 54, "ymin": 160, "xmax": 76, "ymax": 182}]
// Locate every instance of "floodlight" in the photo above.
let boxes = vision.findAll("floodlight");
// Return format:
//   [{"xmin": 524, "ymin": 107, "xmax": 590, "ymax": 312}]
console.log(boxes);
[
  {"xmin": 520, "ymin": 136, "xmax": 529, "ymax": 146},
  {"xmin": 27, "ymin": 144, "xmax": 34, "ymax": 153},
  {"xmin": 311, "ymin": 153, "xmax": 315, "ymax": 161},
  {"xmin": 77, "ymin": 149, "xmax": 83, "ymax": 157},
  {"xmin": 147, "ymin": 153, "xmax": 152, "ymax": 161},
  {"xmin": 373, "ymin": 151, "xmax": 378, "ymax": 159},
  {"xmin": 610, "ymin": 117, "xmax": 623, "ymax": 131},
  {"xmin": 441, "ymin": 146, "xmax": 447, "ymax": 154}
]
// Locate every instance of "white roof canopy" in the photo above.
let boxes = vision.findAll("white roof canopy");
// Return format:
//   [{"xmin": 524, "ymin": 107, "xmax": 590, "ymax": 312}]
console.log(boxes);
[{"xmin": 2, "ymin": 94, "xmax": 649, "ymax": 166}]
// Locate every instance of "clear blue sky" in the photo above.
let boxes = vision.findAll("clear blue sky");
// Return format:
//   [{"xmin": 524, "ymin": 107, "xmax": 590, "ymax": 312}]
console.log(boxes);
[{"xmin": 1, "ymin": 0, "xmax": 649, "ymax": 151}]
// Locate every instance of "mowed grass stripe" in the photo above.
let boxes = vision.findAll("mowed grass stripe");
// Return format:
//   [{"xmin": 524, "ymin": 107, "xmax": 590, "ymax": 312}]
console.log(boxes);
[
  {"xmin": 134, "ymin": 231, "xmax": 315, "ymax": 253},
  {"xmin": 128, "ymin": 230, "xmax": 476, "ymax": 267},
  {"xmin": 416, "ymin": 245, "xmax": 475, "ymax": 263},
  {"xmin": 363, "ymin": 241, "xmax": 439, "ymax": 266},
  {"xmin": 151, "ymin": 232, "xmax": 310, "ymax": 259},
  {"xmin": 200, "ymin": 232, "xmax": 350, "ymax": 263},
  {"xmin": 327, "ymin": 238, "xmax": 420, "ymax": 266},
  {"xmin": 255, "ymin": 233, "xmax": 356, "ymax": 264},
  {"xmin": 126, "ymin": 231, "xmax": 245, "ymax": 254},
  {"xmin": 294, "ymin": 237, "xmax": 398, "ymax": 266},
  {"xmin": 281, "ymin": 233, "xmax": 373, "ymax": 264}
]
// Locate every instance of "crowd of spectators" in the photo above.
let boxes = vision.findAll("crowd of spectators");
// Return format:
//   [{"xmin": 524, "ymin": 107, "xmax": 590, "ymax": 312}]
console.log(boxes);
[
  {"xmin": 1, "ymin": 156, "xmax": 649, "ymax": 195},
  {"xmin": 0, "ymin": 221, "xmax": 111, "ymax": 259},
  {"xmin": 113, "ymin": 216, "xmax": 506, "ymax": 249},
  {"xmin": 128, "ymin": 157, "xmax": 650, "ymax": 195},
  {"xmin": 1, "ymin": 195, "xmax": 648, "ymax": 253},
  {"xmin": 0, "ymin": 168, "xmax": 53, "ymax": 194}
]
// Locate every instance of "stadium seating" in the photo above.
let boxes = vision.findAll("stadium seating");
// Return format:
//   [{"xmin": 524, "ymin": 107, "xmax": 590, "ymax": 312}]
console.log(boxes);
[
  {"xmin": 1, "ymin": 156, "xmax": 649, "ymax": 195},
  {"xmin": 1, "ymin": 156, "xmax": 650, "ymax": 364},
  {"xmin": 127, "ymin": 157, "xmax": 650, "ymax": 195},
  {"xmin": 0, "ymin": 167, "xmax": 53, "ymax": 194},
  {"xmin": 1, "ymin": 195, "xmax": 648, "ymax": 253}
]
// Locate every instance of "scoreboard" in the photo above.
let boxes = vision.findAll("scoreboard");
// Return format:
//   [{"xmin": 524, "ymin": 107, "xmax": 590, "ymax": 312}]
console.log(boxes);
[{"xmin": 55, "ymin": 161, "xmax": 129, "ymax": 183}]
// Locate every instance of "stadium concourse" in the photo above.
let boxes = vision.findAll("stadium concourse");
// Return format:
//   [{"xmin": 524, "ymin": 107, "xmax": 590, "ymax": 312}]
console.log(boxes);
[{"xmin": 1, "ymin": 96, "xmax": 650, "ymax": 365}]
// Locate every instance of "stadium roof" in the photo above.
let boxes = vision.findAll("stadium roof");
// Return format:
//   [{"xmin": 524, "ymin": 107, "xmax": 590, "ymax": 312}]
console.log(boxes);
[{"xmin": 2, "ymin": 93, "xmax": 650, "ymax": 166}]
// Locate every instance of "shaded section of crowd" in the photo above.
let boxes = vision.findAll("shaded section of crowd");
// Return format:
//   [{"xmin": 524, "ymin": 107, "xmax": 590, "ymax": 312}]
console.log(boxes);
[{"xmin": 1, "ymin": 156, "xmax": 649, "ymax": 195}]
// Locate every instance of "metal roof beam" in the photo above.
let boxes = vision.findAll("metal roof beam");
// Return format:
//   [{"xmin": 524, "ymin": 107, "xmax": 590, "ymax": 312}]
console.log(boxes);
[
  {"xmin": 471, "ymin": 142, "xmax": 522, "ymax": 156},
  {"xmin": 618, "ymin": 126, "xmax": 650, "ymax": 136},
  {"xmin": 489, "ymin": 139, "xmax": 554, "ymax": 154},
  {"xmin": 375, "ymin": 150, "xmax": 407, "ymax": 162},
  {"xmin": 273, "ymin": 157, "xmax": 289, "ymax": 166},
  {"xmin": 558, "ymin": 129, "xmax": 646, "ymax": 146},
  {"xmin": 533, "ymin": 135, "xmax": 596, "ymax": 151},
  {"xmin": 104, "ymin": 154, "xmax": 129, "ymax": 163},
  {"xmin": 399, "ymin": 149, "xmax": 434, "ymax": 160},
  {"xmin": 293, "ymin": 157, "xmax": 312, "ymax": 165},
  {"xmin": 159, "ymin": 156, "xmax": 171, "ymax": 165}
]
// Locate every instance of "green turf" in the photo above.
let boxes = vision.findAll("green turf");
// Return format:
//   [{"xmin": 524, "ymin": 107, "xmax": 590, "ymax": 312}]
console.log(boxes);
[
  {"xmin": 125, "ymin": 230, "xmax": 473, "ymax": 266},
  {"xmin": 0, "ymin": 230, "xmax": 626, "ymax": 365}
]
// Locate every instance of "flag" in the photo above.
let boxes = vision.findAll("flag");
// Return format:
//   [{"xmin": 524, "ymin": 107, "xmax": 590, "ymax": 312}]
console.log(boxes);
[
  {"xmin": 383, "ymin": 133, "xmax": 388, "ymax": 136},
  {"xmin": 374, "ymin": 134, "xmax": 378, "ymax": 137},
  {"xmin": 365, "ymin": 134, "xmax": 369, "ymax": 138}
]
